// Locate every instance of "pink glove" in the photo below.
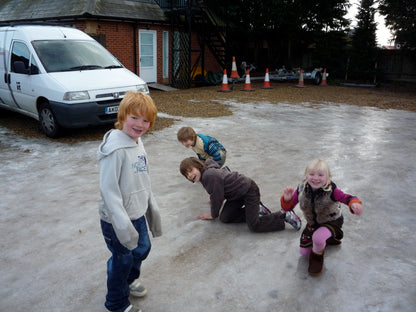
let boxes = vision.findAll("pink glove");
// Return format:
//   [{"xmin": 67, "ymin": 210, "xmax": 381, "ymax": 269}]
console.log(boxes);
[{"xmin": 349, "ymin": 199, "xmax": 363, "ymax": 216}]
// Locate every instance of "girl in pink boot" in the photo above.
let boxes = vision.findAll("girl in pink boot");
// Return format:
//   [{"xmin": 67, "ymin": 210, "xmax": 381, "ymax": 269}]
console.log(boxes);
[{"xmin": 280, "ymin": 159, "xmax": 363, "ymax": 276}]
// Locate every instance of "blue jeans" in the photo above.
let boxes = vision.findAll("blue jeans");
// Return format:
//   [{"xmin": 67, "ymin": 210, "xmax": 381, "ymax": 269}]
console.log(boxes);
[{"xmin": 101, "ymin": 217, "xmax": 151, "ymax": 312}]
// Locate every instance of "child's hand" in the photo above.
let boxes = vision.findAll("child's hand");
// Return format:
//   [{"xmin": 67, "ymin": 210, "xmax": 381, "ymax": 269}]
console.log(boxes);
[
  {"xmin": 198, "ymin": 212, "xmax": 214, "ymax": 220},
  {"xmin": 283, "ymin": 186, "xmax": 295, "ymax": 202},
  {"xmin": 350, "ymin": 202, "xmax": 363, "ymax": 216}
]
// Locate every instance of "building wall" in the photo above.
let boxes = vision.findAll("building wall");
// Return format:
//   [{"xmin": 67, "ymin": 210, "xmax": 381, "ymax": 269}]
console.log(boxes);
[
  {"xmin": 190, "ymin": 32, "xmax": 223, "ymax": 74},
  {"xmin": 74, "ymin": 20, "xmax": 222, "ymax": 86},
  {"xmin": 146, "ymin": 24, "xmax": 169, "ymax": 84},
  {"xmin": 76, "ymin": 20, "xmax": 139, "ymax": 74}
]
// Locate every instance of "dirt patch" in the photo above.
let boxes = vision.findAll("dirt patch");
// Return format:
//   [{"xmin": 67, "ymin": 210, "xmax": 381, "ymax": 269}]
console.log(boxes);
[
  {"xmin": 0, "ymin": 81, "xmax": 414, "ymax": 143},
  {"xmin": 150, "ymin": 81, "xmax": 416, "ymax": 112}
]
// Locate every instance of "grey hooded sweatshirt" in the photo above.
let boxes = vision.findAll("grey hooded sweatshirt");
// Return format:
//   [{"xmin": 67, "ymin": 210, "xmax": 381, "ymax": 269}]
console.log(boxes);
[{"xmin": 98, "ymin": 129, "xmax": 162, "ymax": 250}]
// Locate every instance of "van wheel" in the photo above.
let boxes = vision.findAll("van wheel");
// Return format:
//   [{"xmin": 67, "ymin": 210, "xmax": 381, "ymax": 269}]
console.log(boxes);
[
  {"xmin": 314, "ymin": 72, "xmax": 322, "ymax": 85},
  {"xmin": 39, "ymin": 103, "xmax": 61, "ymax": 138}
]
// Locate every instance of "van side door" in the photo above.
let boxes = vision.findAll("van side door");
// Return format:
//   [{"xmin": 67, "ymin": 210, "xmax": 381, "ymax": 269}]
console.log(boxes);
[
  {"xmin": 8, "ymin": 41, "xmax": 40, "ymax": 116},
  {"xmin": 0, "ymin": 29, "xmax": 17, "ymax": 109}
]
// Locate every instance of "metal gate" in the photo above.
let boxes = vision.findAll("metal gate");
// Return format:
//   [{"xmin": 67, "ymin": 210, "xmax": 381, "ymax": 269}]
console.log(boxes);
[{"xmin": 171, "ymin": 31, "xmax": 191, "ymax": 89}]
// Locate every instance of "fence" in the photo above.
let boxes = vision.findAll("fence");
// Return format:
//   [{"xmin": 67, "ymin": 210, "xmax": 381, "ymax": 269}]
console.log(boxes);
[{"xmin": 378, "ymin": 49, "xmax": 416, "ymax": 83}]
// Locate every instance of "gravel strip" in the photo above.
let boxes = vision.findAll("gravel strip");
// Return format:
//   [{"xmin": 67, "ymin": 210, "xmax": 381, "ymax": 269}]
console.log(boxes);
[{"xmin": 0, "ymin": 82, "xmax": 414, "ymax": 143}]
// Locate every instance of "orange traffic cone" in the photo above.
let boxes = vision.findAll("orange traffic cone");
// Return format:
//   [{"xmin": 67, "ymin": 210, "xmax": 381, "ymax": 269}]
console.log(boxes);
[
  {"xmin": 241, "ymin": 70, "xmax": 254, "ymax": 91},
  {"xmin": 218, "ymin": 69, "xmax": 232, "ymax": 92},
  {"xmin": 230, "ymin": 56, "xmax": 239, "ymax": 79},
  {"xmin": 261, "ymin": 68, "xmax": 273, "ymax": 89},
  {"xmin": 320, "ymin": 68, "xmax": 327, "ymax": 86},
  {"xmin": 296, "ymin": 69, "xmax": 306, "ymax": 88}
]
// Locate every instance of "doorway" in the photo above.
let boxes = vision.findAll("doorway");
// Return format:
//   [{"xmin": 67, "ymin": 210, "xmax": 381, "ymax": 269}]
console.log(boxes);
[{"xmin": 139, "ymin": 30, "xmax": 157, "ymax": 83}]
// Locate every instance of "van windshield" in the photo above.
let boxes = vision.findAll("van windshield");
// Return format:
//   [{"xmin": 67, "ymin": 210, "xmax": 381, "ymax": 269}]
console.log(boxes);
[{"xmin": 32, "ymin": 40, "xmax": 123, "ymax": 73}]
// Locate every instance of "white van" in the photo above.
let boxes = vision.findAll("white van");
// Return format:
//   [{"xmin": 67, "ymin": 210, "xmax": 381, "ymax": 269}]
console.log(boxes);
[{"xmin": 0, "ymin": 25, "xmax": 149, "ymax": 138}]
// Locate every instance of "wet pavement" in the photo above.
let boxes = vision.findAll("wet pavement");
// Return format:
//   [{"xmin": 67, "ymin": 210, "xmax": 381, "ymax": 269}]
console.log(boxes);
[{"xmin": 1, "ymin": 100, "xmax": 415, "ymax": 312}]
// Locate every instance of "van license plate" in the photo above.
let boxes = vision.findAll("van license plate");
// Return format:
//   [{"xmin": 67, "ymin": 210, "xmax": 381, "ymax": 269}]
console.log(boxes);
[{"xmin": 105, "ymin": 106, "xmax": 119, "ymax": 114}]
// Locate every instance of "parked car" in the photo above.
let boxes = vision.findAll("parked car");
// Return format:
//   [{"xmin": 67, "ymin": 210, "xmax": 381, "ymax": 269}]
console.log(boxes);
[{"xmin": 0, "ymin": 25, "xmax": 149, "ymax": 138}]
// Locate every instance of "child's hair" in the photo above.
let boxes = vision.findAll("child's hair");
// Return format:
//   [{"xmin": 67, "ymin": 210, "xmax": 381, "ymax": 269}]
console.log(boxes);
[
  {"xmin": 303, "ymin": 158, "xmax": 332, "ymax": 191},
  {"xmin": 115, "ymin": 91, "xmax": 157, "ymax": 130},
  {"xmin": 177, "ymin": 126, "xmax": 196, "ymax": 142},
  {"xmin": 179, "ymin": 157, "xmax": 205, "ymax": 177}
]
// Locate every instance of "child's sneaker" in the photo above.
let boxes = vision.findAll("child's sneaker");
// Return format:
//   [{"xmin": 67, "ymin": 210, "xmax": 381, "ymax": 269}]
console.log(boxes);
[
  {"xmin": 284, "ymin": 210, "xmax": 302, "ymax": 230},
  {"xmin": 123, "ymin": 304, "xmax": 142, "ymax": 312},
  {"xmin": 129, "ymin": 279, "xmax": 147, "ymax": 297},
  {"xmin": 259, "ymin": 202, "xmax": 272, "ymax": 216}
]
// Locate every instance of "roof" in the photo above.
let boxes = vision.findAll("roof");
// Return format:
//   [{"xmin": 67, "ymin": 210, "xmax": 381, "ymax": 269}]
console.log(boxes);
[{"xmin": 0, "ymin": 0, "xmax": 167, "ymax": 23}]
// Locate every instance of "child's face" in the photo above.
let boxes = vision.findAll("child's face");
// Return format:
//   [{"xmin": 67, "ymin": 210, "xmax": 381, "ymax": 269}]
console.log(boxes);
[
  {"xmin": 185, "ymin": 167, "xmax": 201, "ymax": 183},
  {"xmin": 122, "ymin": 110, "xmax": 150, "ymax": 142},
  {"xmin": 306, "ymin": 169, "xmax": 328, "ymax": 190},
  {"xmin": 181, "ymin": 139, "xmax": 194, "ymax": 148}
]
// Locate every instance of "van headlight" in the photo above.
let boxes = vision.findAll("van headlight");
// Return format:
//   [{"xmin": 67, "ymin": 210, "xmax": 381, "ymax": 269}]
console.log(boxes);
[
  {"xmin": 136, "ymin": 84, "xmax": 149, "ymax": 94},
  {"xmin": 63, "ymin": 91, "xmax": 90, "ymax": 101}
]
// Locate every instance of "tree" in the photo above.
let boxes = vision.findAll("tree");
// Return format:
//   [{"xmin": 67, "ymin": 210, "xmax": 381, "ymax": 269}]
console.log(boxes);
[
  {"xmin": 347, "ymin": 0, "xmax": 378, "ymax": 81},
  {"xmin": 378, "ymin": 0, "xmax": 416, "ymax": 49},
  {"xmin": 214, "ymin": 0, "xmax": 351, "ymax": 74}
]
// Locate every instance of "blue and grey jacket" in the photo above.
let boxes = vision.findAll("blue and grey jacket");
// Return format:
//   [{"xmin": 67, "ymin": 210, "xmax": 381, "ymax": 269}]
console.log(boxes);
[{"xmin": 192, "ymin": 133, "xmax": 226, "ymax": 166}]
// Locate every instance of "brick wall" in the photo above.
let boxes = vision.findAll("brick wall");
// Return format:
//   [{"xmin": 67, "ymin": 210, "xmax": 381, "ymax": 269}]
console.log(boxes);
[
  {"xmin": 145, "ymin": 24, "xmax": 168, "ymax": 84},
  {"xmin": 75, "ymin": 20, "xmax": 221, "ymax": 85},
  {"xmin": 76, "ymin": 21, "xmax": 136, "ymax": 71},
  {"xmin": 190, "ymin": 32, "xmax": 222, "ymax": 74}
]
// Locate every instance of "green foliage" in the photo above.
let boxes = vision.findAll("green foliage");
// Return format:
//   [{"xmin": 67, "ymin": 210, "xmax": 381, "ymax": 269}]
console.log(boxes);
[
  {"xmin": 311, "ymin": 30, "xmax": 349, "ymax": 78},
  {"xmin": 212, "ymin": 0, "xmax": 351, "ymax": 75},
  {"xmin": 378, "ymin": 0, "xmax": 416, "ymax": 49},
  {"xmin": 348, "ymin": 0, "xmax": 378, "ymax": 81}
]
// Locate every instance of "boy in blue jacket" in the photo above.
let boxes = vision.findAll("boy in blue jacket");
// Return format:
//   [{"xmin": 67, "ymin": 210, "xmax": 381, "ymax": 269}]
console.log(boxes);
[{"xmin": 177, "ymin": 126, "xmax": 227, "ymax": 167}]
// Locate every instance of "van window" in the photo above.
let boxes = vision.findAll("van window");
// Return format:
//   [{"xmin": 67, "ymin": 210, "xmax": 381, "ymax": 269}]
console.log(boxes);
[
  {"xmin": 11, "ymin": 42, "xmax": 30, "ymax": 72},
  {"xmin": 11, "ymin": 41, "xmax": 39, "ymax": 75},
  {"xmin": 30, "ymin": 57, "xmax": 39, "ymax": 75},
  {"xmin": 32, "ymin": 40, "xmax": 123, "ymax": 73}
]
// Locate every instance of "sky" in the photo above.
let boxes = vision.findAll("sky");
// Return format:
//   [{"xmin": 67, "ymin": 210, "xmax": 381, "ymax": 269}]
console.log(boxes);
[{"xmin": 347, "ymin": 0, "xmax": 393, "ymax": 46}]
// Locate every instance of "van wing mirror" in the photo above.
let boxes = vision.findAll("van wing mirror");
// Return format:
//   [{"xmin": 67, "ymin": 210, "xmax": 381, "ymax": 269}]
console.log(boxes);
[{"xmin": 13, "ymin": 61, "xmax": 29, "ymax": 74}]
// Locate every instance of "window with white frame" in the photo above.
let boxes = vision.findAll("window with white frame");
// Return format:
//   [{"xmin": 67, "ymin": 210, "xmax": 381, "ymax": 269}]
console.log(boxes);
[{"xmin": 163, "ymin": 31, "xmax": 169, "ymax": 78}]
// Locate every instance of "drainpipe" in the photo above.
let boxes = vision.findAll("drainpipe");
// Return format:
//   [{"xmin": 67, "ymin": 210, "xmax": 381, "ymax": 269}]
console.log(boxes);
[
  {"xmin": 133, "ymin": 23, "xmax": 138, "ymax": 75},
  {"xmin": 187, "ymin": 1, "xmax": 192, "ymax": 88}
]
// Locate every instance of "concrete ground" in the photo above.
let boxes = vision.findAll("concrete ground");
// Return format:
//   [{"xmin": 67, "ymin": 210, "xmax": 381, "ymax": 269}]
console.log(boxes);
[{"xmin": 0, "ymin": 99, "xmax": 415, "ymax": 312}]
